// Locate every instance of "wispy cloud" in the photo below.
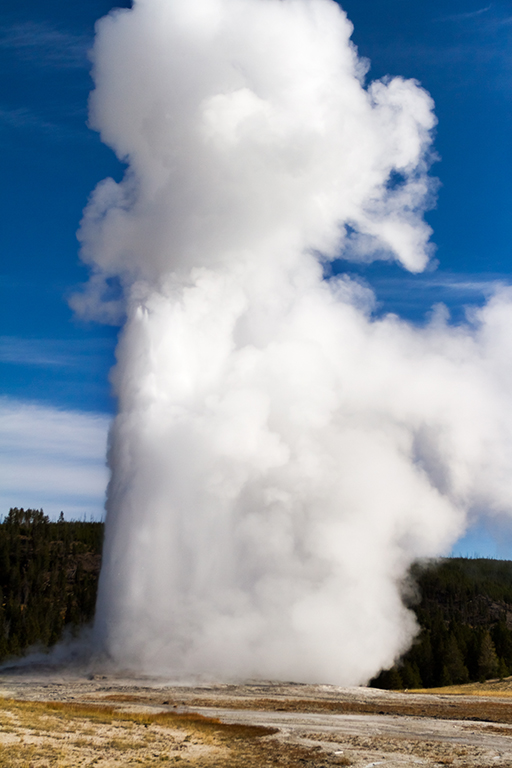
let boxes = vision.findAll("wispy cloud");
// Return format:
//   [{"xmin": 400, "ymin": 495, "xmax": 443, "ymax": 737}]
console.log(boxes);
[
  {"xmin": 438, "ymin": 5, "xmax": 493, "ymax": 22},
  {"xmin": 391, "ymin": 272, "xmax": 510, "ymax": 295},
  {"xmin": 0, "ymin": 106, "xmax": 64, "ymax": 136},
  {"xmin": 0, "ymin": 337, "xmax": 114, "ymax": 369},
  {"xmin": 0, "ymin": 21, "xmax": 91, "ymax": 69},
  {"xmin": 369, "ymin": 271, "xmax": 511, "ymax": 298},
  {"xmin": 367, "ymin": 3, "xmax": 512, "ymax": 95},
  {"xmin": 435, "ymin": 3, "xmax": 512, "ymax": 38},
  {"xmin": 344, "ymin": 269, "xmax": 512, "ymax": 324},
  {"xmin": 0, "ymin": 399, "xmax": 110, "ymax": 520},
  {"xmin": 0, "ymin": 104, "xmax": 93, "ymax": 143}
]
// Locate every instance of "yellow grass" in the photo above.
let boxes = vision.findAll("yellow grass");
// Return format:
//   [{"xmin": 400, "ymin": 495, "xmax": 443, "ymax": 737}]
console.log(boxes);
[
  {"xmin": 408, "ymin": 677, "xmax": 512, "ymax": 697},
  {"xmin": 0, "ymin": 696, "xmax": 279, "ymax": 768}
]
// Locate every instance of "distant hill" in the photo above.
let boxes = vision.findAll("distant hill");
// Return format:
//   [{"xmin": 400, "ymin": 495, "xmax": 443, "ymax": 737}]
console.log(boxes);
[
  {"xmin": 2, "ymin": 508, "xmax": 512, "ymax": 687},
  {"xmin": 0, "ymin": 508, "xmax": 103, "ymax": 661},
  {"xmin": 371, "ymin": 557, "xmax": 512, "ymax": 689}
]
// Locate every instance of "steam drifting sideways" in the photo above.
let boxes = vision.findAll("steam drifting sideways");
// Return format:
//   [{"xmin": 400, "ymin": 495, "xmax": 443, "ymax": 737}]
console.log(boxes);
[{"xmin": 76, "ymin": 0, "xmax": 512, "ymax": 684}]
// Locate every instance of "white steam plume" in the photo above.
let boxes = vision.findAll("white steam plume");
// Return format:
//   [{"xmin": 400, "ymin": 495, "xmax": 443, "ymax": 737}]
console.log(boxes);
[{"xmin": 76, "ymin": 0, "xmax": 512, "ymax": 684}]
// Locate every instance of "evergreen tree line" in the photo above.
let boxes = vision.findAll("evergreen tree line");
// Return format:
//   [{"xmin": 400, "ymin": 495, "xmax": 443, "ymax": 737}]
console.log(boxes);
[
  {"xmin": 371, "ymin": 558, "xmax": 512, "ymax": 689},
  {"xmin": 3, "ymin": 508, "xmax": 512, "ymax": 689},
  {"xmin": 0, "ymin": 508, "xmax": 103, "ymax": 661}
]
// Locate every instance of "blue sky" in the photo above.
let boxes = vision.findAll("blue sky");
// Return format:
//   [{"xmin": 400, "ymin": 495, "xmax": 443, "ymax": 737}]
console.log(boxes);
[{"xmin": 1, "ymin": 0, "xmax": 511, "ymax": 555}]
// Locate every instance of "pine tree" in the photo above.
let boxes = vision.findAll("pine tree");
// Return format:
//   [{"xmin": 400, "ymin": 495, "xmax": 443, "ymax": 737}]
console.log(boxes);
[
  {"xmin": 498, "ymin": 657, "xmax": 509, "ymax": 680},
  {"xmin": 443, "ymin": 634, "xmax": 469, "ymax": 685},
  {"xmin": 400, "ymin": 660, "xmax": 423, "ymax": 689},
  {"xmin": 478, "ymin": 630, "xmax": 499, "ymax": 681}
]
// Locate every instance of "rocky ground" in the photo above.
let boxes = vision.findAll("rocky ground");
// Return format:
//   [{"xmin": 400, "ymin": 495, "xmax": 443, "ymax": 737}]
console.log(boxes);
[{"xmin": 1, "ymin": 672, "xmax": 512, "ymax": 766}]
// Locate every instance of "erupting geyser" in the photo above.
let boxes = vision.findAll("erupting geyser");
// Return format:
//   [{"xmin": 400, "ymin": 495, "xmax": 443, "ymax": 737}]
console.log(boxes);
[{"xmin": 76, "ymin": 0, "xmax": 512, "ymax": 683}]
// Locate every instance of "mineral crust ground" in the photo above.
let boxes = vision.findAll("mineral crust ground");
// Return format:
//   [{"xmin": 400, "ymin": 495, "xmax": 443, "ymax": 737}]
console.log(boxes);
[{"xmin": 1, "ymin": 672, "xmax": 512, "ymax": 766}]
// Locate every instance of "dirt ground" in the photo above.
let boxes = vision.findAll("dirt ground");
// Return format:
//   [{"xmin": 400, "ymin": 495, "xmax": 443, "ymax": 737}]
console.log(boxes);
[{"xmin": 1, "ymin": 672, "xmax": 512, "ymax": 766}]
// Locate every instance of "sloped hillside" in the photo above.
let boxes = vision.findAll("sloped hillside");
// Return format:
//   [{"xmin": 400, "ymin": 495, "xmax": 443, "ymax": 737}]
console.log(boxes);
[
  {"xmin": 0, "ymin": 508, "xmax": 103, "ymax": 661},
  {"xmin": 2, "ymin": 507, "xmax": 512, "ymax": 689},
  {"xmin": 371, "ymin": 558, "xmax": 512, "ymax": 689}
]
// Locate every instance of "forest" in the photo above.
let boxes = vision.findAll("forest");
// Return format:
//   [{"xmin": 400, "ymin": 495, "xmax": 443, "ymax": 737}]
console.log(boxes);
[
  {"xmin": 0, "ymin": 507, "xmax": 102, "ymax": 660},
  {"xmin": 370, "ymin": 557, "xmax": 512, "ymax": 689},
  {"xmin": 2, "ymin": 506, "xmax": 512, "ymax": 690}
]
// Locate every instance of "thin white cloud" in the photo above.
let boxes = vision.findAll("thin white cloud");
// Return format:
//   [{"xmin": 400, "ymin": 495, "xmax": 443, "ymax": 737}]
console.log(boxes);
[
  {"xmin": 376, "ymin": 272, "xmax": 509, "ymax": 295},
  {"xmin": 0, "ymin": 336, "xmax": 114, "ymax": 369},
  {"xmin": 0, "ymin": 105, "xmax": 90, "ymax": 143},
  {"xmin": 0, "ymin": 22, "xmax": 91, "ymax": 69},
  {"xmin": 438, "ymin": 5, "xmax": 493, "ymax": 22},
  {"xmin": 0, "ymin": 337, "xmax": 72, "ymax": 367},
  {"xmin": 0, "ymin": 107, "xmax": 61, "ymax": 134},
  {"xmin": 340, "ymin": 270, "xmax": 511, "ymax": 322},
  {"xmin": 0, "ymin": 399, "xmax": 110, "ymax": 520},
  {"xmin": 371, "ymin": 3, "xmax": 512, "ymax": 95}
]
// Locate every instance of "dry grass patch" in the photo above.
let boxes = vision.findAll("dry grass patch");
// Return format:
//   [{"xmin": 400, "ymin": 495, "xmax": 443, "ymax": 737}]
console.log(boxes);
[
  {"xmin": 101, "ymin": 694, "xmax": 151, "ymax": 703},
  {"xmin": 0, "ymin": 698, "xmax": 285, "ymax": 767},
  {"xmin": 0, "ymin": 697, "xmax": 358, "ymax": 767},
  {"xmin": 410, "ymin": 679, "xmax": 512, "ymax": 697},
  {"xmin": 0, "ymin": 698, "xmax": 222, "ymax": 766}
]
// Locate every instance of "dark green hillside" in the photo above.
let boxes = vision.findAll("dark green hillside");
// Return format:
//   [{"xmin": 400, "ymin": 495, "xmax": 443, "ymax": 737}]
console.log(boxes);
[
  {"xmin": 2, "ymin": 508, "xmax": 512, "ymax": 687},
  {"xmin": 0, "ymin": 508, "xmax": 103, "ymax": 661},
  {"xmin": 371, "ymin": 557, "xmax": 512, "ymax": 689}
]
